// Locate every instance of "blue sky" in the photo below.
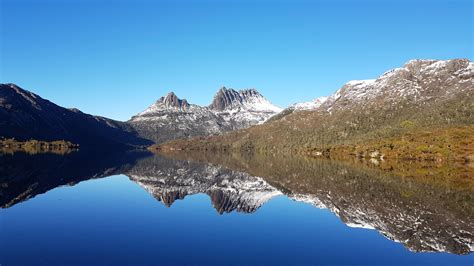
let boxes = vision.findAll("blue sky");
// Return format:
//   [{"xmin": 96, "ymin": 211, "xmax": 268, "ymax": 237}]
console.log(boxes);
[{"xmin": 1, "ymin": 0, "xmax": 472, "ymax": 121}]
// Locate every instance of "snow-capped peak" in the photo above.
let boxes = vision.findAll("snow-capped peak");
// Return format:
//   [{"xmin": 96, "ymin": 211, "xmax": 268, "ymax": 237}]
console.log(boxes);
[
  {"xmin": 135, "ymin": 91, "xmax": 191, "ymax": 117},
  {"xmin": 208, "ymin": 87, "xmax": 282, "ymax": 126},
  {"xmin": 210, "ymin": 86, "xmax": 282, "ymax": 113}
]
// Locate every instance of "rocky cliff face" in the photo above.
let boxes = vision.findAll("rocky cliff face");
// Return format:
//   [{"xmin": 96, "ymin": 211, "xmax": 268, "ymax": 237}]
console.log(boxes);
[
  {"xmin": 209, "ymin": 87, "xmax": 283, "ymax": 129},
  {"xmin": 160, "ymin": 92, "xmax": 190, "ymax": 110},
  {"xmin": 140, "ymin": 92, "xmax": 190, "ymax": 113},
  {"xmin": 210, "ymin": 87, "xmax": 274, "ymax": 111},
  {"xmin": 209, "ymin": 87, "xmax": 245, "ymax": 111},
  {"xmin": 128, "ymin": 87, "xmax": 281, "ymax": 143}
]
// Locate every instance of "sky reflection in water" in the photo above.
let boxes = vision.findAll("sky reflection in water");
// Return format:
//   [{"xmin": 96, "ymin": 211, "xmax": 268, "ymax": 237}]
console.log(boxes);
[{"xmin": 0, "ymin": 152, "xmax": 473, "ymax": 265}]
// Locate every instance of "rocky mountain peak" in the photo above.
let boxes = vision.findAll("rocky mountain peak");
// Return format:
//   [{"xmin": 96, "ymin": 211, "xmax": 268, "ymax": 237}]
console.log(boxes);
[
  {"xmin": 239, "ymin": 88, "xmax": 261, "ymax": 97},
  {"xmin": 210, "ymin": 87, "xmax": 267, "ymax": 111},
  {"xmin": 210, "ymin": 87, "xmax": 241, "ymax": 111},
  {"xmin": 157, "ymin": 92, "xmax": 190, "ymax": 110}
]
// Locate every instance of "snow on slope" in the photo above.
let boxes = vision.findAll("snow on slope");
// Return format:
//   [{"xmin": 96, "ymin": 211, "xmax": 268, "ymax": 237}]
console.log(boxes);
[
  {"xmin": 290, "ymin": 96, "xmax": 329, "ymax": 111},
  {"xmin": 289, "ymin": 59, "xmax": 473, "ymax": 114},
  {"xmin": 210, "ymin": 87, "xmax": 282, "ymax": 127}
]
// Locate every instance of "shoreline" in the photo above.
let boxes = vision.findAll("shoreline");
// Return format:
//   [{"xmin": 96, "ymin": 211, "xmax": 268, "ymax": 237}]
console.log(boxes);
[{"xmin": 0, "ymin": 138, "xmax": 79, "ymax": 155}]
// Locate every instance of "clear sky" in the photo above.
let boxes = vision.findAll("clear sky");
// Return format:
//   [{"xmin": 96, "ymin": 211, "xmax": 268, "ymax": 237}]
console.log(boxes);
[{"xmin": 1, "ymin": 0, "xmax": 472, "ymax": 121}]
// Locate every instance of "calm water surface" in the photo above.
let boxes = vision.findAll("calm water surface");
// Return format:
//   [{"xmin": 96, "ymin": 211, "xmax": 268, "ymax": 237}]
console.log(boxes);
[{"xmin": 0, "ymin": 151, "xmax": 473, "ymax": 265}]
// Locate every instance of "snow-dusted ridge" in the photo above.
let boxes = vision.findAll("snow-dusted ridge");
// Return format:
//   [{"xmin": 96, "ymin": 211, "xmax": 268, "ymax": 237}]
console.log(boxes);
[{"xmin": 289, "ymin": 58, "xmax": 473, "ymax": 113}]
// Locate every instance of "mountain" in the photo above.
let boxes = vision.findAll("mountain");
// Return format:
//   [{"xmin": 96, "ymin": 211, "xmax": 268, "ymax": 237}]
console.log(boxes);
[
  {"xmin": 209, "ymin": 87, "xmax": 283, "ymax": 128},
  {"xmin": 128, "ymin": 87, "xmax": 281, "ymax": 143},
  {"xmin": 318, "ymin": 59, "xmax": 473, "ymax": 113},
  {"xmin": 158, "ymin": 59, "xmax": 474, "ymax": 155},
  {"xmin": 277, "ymin": 59, "xmax": 473, "ymax": 119},
  {"xmin": 0, "ymin": 83, "xmax": 151, "ymax": 148},
  {"xmin": 128, "ymin": 92, "xmax": 231, "ymax": 144}
]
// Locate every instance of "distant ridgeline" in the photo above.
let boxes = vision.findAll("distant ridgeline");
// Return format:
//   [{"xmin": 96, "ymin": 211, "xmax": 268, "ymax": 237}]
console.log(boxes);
[
  {"xmin": 1, "ymin": 58, "xmax": 473, "ymax": 159},
  {"xmin": 0, "ymin": 138, "xmax": 79, "ymax": 155},
  {"xmin": 0, "ymin": 83, "xmax": 152, "ymax": 150}
]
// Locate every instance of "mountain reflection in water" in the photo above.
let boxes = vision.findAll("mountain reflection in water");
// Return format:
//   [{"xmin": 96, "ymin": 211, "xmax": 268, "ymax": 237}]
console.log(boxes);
[{"xmin": 0, "ymin": 150, "xmax": 472, "ymax": 256}]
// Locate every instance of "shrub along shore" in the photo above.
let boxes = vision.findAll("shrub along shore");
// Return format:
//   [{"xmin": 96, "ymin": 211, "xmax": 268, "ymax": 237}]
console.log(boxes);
[{"xmin": 0, "ymin": 138, "xmax": 79, "ymax": 155}]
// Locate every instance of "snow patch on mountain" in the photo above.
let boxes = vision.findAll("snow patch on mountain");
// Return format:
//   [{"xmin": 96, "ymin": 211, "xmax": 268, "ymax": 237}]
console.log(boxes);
[
  {"xmin": 210, "ymin": 87, "xmax": 282, "ymax": 126},
  {"xmin": 290, "ymin": 96, "xmax": 329, "ymax": 111}
]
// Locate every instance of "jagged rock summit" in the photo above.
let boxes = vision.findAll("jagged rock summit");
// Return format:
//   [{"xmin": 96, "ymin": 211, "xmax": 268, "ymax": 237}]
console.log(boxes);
[
  {"xmin": 158, "ymin": 92, "xmax": 190, "ymax": 110},
  {"xmin": 210, "ymin": 87, "xmax": 280, "ymax": 112},
  {"xmin": 129, "ymin": 91, "xmax": 226, "ymax": 144},
  {"xmin": 128, "ymin": 87, "xmax": 281, "ymax": 143},
  {"xmin": 209, "ymin": 87, "xmax": 282, "ymax": 128},
  {"xmin": 131, "ymin": 92, "xmax": 191, "ymax": 119},
  {"xmin": 132, "ymin": 91, "xmax": 196, "ymax": 117}
]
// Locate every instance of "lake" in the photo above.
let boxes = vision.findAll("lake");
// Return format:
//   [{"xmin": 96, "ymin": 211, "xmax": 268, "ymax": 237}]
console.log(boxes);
[{"xmin": 0, "ymin": 151, "xmax": 473, "ymax": 265}]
